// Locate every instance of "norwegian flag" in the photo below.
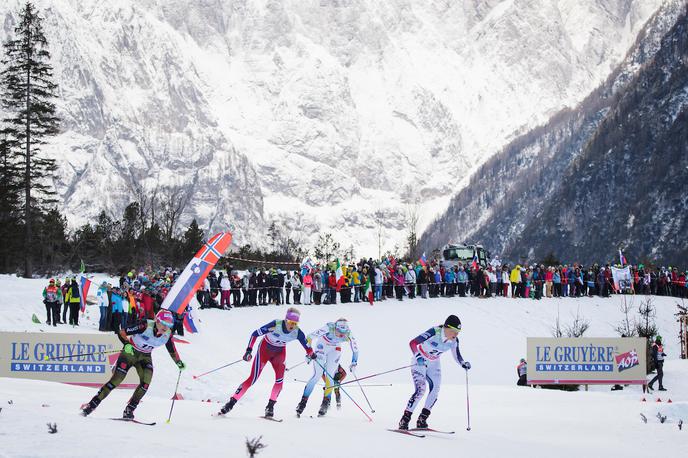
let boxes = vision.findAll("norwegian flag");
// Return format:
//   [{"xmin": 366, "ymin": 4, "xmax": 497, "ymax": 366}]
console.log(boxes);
[
  {"xmin": 79, "ymin": 276, "xmax": 92, "ymax": 313},
  {"xmin": 162, "ymin": 232, "xmax": 233, "ymax": 315}
]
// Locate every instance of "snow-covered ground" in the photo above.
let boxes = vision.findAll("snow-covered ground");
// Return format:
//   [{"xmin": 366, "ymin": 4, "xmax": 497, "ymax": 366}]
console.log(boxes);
[{"xmin": 1, "ymin": 274, "xmax": 686, "ymax": 457}]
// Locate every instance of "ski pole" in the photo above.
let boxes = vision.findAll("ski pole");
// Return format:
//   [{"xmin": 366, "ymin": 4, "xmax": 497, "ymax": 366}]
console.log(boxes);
[
  {"xmin": 465, "ymin": 369, "xmax": 471, "ymax": 431},
  {"xmin": 293, "ymin": 379, "xmax": 393, "ymax": 387},
  {"xmin": 337, "ymin": 364, "xmax": 414, "ymax": 387},
  {"xmin": 47, "ymin": 349, "xmax": 120, "ymax": 361},
  {"xmin": 286, "ymin": 360, "xmax": 306, "ymax": 371},
  {"xmin": 166, "ymin": 370, "xmax": 182, "ymax": 424},
  {"xmin": 315, "ymin": 359, "xmax": 373, "ymax": 422},
  {"xmin": 351, "ymin": 368, "xmax": 375, "ymax": 413},
  {"xmin": 192, "ymin": 359, "xmax": 243, "ymax": 380}
]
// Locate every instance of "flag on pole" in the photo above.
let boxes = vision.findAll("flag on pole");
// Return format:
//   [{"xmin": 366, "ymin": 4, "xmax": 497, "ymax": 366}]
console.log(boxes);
[
  {"xmin": 619, "ymin": 249, "xmax": 627, "ymax": 266},
  {"xmin": 79, "ymin": 276, "xmax": 92, "ymax": 313},
  {"xmin": 162, "ymin": 232, "xmax": 233, "ymax": 316},
  {"xmin": 334, "ymin": 258, "xmax": 345, "ymax": 292},
  {"xmin": 183, "ymin": 307, "xmax": 199, "ymax": 333},
  {"xmin": 418, "ymin": 252, "xmax": 427, "ymax": 267},
  {"xmin": 471, "ymin": 250, "xmax": 479, "ymax": 270},
  {"xmin": 364, "ymin": 275, "xmax": 373, "ymax": 305},
  {"xmin": 79, "ymin": 259, "xmax": 86, "ymax": 274}
]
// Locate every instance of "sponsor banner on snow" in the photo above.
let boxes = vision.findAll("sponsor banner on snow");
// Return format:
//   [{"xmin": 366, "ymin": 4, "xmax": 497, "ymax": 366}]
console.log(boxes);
[
  {"xmin": 527, "ymin": 337, "xmax": 646, "ymax": 385},
  {"xmin": 0, "ymin": 332, "xmax": 138, "ymax": 388}
]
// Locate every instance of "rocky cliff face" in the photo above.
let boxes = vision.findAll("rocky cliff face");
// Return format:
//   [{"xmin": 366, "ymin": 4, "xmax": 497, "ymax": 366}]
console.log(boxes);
[
  {"xmin": 419, "ymin": 0, "xmax": 688, "ymax": 265},
  {"xmin": 0, "ymin": 0, "xmax": 664, "ymax": 251}
]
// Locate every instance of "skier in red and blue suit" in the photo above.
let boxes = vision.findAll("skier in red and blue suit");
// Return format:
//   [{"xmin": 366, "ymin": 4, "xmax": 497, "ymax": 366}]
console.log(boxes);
[{"xmin": 218, "ymin": 307, "xmax": 315, "ymax": 418}]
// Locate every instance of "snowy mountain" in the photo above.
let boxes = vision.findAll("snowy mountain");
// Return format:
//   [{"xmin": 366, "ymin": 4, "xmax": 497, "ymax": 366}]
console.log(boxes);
[
  {"xmin": 0, "ymin": 0, "xmax": 665, "ymax": 252},
  {"xmin": 418, "ymin": 0, "xmax": 688, "ymax": 264}
]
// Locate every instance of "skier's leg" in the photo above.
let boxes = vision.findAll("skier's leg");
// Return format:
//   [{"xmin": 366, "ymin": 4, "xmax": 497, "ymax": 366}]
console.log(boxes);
[
  {"xmin": 125, "ymin": 354, "xmax": 153, "ymax": 416},
  {"xmin": 415, "ymin": 360, "xmax": 441, "ymax": 428},
  {"xmin": 82, "ymin": 350, "xmax": 133, "ymax": 413},
  {"xmin": 304, "ymin": 355, "xmax": 325, "ymax": 398},
  {"xmin": 268, "ymin": 348, "xmax": 286, "ymax": 401},
  {"xmin": 423, "ymin": 360, "xmax": 442, "ymax": 411},
  {"xmin": 232, "ymin": 343, "xmax": 269, "ymax": 401},
  {"xmin": 323, "ymin": 348, "xmax": 340, "ymax": 399},
  {"xmin": 405, "ymin": 363, "xmax": 428, "ymax": 413}
]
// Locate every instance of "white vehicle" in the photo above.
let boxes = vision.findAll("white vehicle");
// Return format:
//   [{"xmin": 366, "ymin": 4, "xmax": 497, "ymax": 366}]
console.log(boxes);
[{"xmin": 441, "ymin": 244, "xmax": 489, "ymax": 269}]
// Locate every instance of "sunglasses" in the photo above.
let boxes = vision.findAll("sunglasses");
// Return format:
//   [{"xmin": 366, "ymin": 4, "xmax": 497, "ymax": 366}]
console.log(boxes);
[
  {"xmin": 286, "ymin": 320, "xmax": 299, "ymax": 327},
  {"xmin": 446, "ymin": 325, "xmax": 462, "ymax": 332}
]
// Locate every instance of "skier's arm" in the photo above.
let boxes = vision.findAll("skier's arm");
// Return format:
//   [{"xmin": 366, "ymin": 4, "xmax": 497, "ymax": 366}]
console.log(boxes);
[
  {"xmin": 307, "ymin": 325, "xmax": 329, "ymax": 345},
  {"xmin": 452, "ymin": 340, "xmax": 470, "ymax": 369},
  {"xmin": 297, "ymin": 329, "xmax": 315, "ymax": 357},
  {"xmin": 409, "ymin": 328, "xmax": 436, "ymax": 355},
  {"xmin": 348, "ymin": 334, "xmax": 359, "ymax": 365},
  {"xmin": 116, "ymin": 320, "xmax": 148, "ymax": 345},
  {"xmin": 165, "ymin": 337, "xmax": 181, "ymax": 363},
  {"xmin": 246, "ymin": 320, "xmax": 277, "ymax": 350}
]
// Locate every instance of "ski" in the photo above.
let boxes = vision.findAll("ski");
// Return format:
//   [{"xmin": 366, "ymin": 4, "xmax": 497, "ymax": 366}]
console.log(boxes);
[
  {"xmin": 110, "ymin": 417, "xmax": 156, "ymax": 426},
  {"xmin": 259, "ymin": 416, "xmax": 283, "ymax": 422},
  {"xmin": 640, "ymin": 413, "xmax": 648, "ymax": 424},
  {"xmin": 387, "ymin": 428, "xmax": 425, "ymax": 438},
  {"xmin": 410, "ymin": 428, "xmax": 455, "ymax": 434}
]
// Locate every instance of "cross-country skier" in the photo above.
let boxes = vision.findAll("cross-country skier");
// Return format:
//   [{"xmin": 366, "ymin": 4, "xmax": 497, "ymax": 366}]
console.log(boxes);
[
  {"xmin": 398, "ymin": 315, "xmax": 471, "ymax": 430},
  {"xmin": 80, "ymin": 309, "xmax": 184, "ymax": 419},
  {"xmin": 218, "ymin": 307, "xmax": 315, "ymax": 418},
  {"xmin": 296, "ymin": 318, "xmax": 359, "ymax": 417}
]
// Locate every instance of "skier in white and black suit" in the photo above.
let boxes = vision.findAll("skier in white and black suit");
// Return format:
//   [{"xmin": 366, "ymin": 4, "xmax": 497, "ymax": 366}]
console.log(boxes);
[{"xmin": 398, "ymin": 315, "xmax": 471, "ymax": 430}]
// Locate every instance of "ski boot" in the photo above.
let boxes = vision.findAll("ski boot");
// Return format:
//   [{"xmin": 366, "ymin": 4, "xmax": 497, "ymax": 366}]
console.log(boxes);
[
  {"xmin": 122, "ymin": 403, "xmax": 136, "ymax": 420},
  {"xmin": 318, "ymin": 396, "xmax": 331, "ymax": 417},
  {"xmin": 416, "ymin": 408, "xmax": 431, "ymax": 429},
  {"xmin": 398, "ymin": 410, "xmax": 412, "ymax": 430},
  {"xmin": 264, "ymin": 399, "xmax": 276, "ymax": 418},
  {"xmin": 658, "ymin": 387, "xmax": 667, "ymax": 391},
  {"xmin": 219, "ymin": 397, "xmax": 237, "ymax": 415},
  {"xmin": 295, "ymin": 396, "xmax": 308, "ymax": 417},
  {"xmin": 335, "ymin": 388, "xmax": 342, "ymax": 409},
  {"xmin": 79, "ymin": 398, "xmax": 100, "ymax": 417}
]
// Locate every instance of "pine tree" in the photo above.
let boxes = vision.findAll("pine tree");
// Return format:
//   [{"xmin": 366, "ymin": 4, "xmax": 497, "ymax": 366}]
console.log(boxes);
[
  {"xmin": 0, "ymin": 2, "xmax": 60, "ymax": 277},
  {"xmin": 181, "ymin": 219, "xmax": 205, "ymax": 260},
  {"xmin": 0, "ymin": 132, "xmax": 22, "ymax": 271}
]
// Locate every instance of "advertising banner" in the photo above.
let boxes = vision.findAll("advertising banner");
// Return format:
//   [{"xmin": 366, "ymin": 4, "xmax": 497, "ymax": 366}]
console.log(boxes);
[
  {"xmin": 527, "ymin": 337, "xmax": 647, "ymax": 385},
  {"xmin": 0, "ymin": 332, "xmax": 138, "ymax": 388}
]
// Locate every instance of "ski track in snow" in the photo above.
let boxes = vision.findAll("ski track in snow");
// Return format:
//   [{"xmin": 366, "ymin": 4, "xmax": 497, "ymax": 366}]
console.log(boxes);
[{"xmin": 1, "ymin": 274, "xmax": 686, "ymax": 457}]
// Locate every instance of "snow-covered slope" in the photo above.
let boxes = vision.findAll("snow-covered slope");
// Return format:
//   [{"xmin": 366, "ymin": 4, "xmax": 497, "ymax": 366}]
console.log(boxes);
[
  {"xmin": 418, "ymin": 0, "xmax": 688, "ymax": 264},
  {"xmin": 1, "ymin": 274, "xmax": 686, "ymax": 457},
  {"xmin": 0, "ymin": 0, "xmax": 665, "ymax": 252}
]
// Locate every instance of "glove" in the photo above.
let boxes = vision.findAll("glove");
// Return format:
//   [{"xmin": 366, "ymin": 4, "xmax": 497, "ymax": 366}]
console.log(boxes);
[
  {"xmin": 243, "ymin": 348, "xmax": 253, "ymax": 362},
  {"xmin": 415, "ymin": 353, "xmax": 426, "ymax": 367},
  {"xmin": 123, "ymin": 344, "xmax": 134, "ymax": 356},
  {"xmin": 306, "ymin": 351, "xmax": 317, "ymax": 363},
  {"xmin": 176, "ymin": 360, "xmax": 186, "ymax": 371},
  {"xmin": 349, "ymin": 362, "xmax": 357, "ymax": 372},
  {"xmin": 461, "ymin": 361, "xmax": 472, "ymax": 370}
]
